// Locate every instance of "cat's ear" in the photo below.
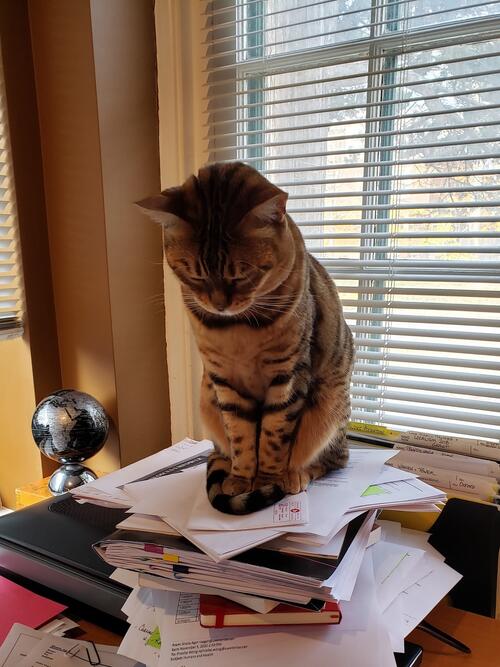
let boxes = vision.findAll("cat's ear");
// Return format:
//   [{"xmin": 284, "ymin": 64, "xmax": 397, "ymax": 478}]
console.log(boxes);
[
  {"xmin": 241, "ymin": 191, "xmax": 288, "ymax": 232},
  {"xmin": 136, "ymin": 187, "xmax": 190, "ymax": 244},
  {"xmin": 135, "ymin": 187, "xmax": 187, "ymax": 237}
]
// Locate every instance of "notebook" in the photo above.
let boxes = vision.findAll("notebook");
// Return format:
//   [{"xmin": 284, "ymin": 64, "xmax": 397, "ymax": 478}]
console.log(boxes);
[{"xmin": 199, "ymin": 594, "xmax": 341, "ymax": 628}]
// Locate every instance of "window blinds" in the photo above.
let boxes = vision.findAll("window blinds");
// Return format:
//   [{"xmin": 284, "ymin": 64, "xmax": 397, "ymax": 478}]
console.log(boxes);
[
  {"xmin": 0, "ymin": 49, "xmax": 23, "ymax": 338},
  {"xmin": 204, "ymin": 0, "xmax": 500, "ymax": 442}
]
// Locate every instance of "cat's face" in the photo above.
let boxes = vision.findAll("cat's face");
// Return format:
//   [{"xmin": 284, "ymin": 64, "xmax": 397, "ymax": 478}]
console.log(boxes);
[{"xmin": 138, "ymin": 163, "xmax": 295, "ymax": 318}]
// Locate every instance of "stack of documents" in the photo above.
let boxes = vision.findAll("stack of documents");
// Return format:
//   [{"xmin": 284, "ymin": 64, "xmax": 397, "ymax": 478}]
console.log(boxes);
[
  {"xmin": 75, "ymin": 439, "xmax": 445, "ymax": 564},
  {"xmin": 349, "ymin": 421, "xmax": 500, "ymax": 504},
  {"xmin": 70, "ymin": 438, "xmax": 456, "ymax": 665},
  {"xmin": 113, "ymin": 521, "xmax": 461, "ymax": 667}
]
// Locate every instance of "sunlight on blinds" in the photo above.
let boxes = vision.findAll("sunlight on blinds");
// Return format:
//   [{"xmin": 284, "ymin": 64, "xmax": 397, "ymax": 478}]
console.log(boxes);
[{"xmin": 204, "ymin": 0, "xmax": 500, "ymax": 441}]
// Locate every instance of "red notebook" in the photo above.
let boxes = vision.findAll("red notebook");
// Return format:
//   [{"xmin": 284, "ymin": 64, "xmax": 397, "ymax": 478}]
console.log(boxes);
[
  {"xmin": 199, "ymin": 595, "xmax": 341, "ymax": 628},
  {"xmin": 0, "ymin": 575, "xmax": 67, "ymax": 642}
]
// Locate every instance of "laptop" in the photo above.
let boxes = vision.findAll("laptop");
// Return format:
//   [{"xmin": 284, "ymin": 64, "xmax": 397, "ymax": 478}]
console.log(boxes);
[{"xmin": 0, "ymin": 494, "xmax": 130, "ymax": 619}]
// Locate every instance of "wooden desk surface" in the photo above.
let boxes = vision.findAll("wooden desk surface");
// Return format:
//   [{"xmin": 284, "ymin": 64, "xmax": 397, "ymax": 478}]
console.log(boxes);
[
  {"xmin": 76, "ymin": 602, "xmax": 499, "ymax": 666},
  {"xmin": 408, "ymin": 603, "xmax": 499, "ymax": 666}
]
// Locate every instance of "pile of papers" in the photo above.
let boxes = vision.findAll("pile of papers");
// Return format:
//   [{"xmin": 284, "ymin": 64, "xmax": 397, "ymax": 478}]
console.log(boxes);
[
  {"xmin": 73, "ymin": 439, "xmax": 445, "ymax": 564},
  {"xmin": 71, "ymin": 438, "xmax": 458, "ymax": 666},
  {"xmin": 112, "ymin": 522, "xmax": 461, "ymax": 667}
]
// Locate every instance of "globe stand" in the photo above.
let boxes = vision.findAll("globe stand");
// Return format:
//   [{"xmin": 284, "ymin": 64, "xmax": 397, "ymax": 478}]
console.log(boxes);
[{"xmin": 48, "ymin": 463, "xmax": 98, "ymax": 495}]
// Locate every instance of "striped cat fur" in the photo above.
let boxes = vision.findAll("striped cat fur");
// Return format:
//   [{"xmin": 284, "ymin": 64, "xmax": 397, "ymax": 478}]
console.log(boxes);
[{"xmin": 138, "ymin": 162, "xmax": 354, "ymax": 514}]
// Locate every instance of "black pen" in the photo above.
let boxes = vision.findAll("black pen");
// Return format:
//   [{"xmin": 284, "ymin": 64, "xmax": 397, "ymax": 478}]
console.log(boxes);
[{"xmin": 417, "ymin": 620, "xmax": 471, "ymax": 654}]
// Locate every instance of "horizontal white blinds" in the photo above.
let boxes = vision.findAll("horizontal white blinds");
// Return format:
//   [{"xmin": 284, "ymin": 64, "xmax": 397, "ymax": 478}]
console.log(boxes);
[
  {"xmin": 204, "ymin": 0, "xmax": 500, "ymax": 443},
  {"xmin": 0, "ymin": 49, "xmax": 23, "ymax": 338}
]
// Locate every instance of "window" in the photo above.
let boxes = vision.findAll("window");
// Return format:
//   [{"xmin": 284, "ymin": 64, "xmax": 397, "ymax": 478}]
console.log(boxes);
[
  {"xmin": 205, "ymin": 0, "xmax": 500, "ymax": 442},
  {"xmin": 0, "ymin": 48, "xmax": 23, "ymax": 339}
]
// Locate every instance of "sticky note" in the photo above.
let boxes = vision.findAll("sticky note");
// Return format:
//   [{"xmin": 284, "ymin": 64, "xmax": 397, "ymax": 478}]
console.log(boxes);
[
  {"xmin": 162, "ymin": 553, "xmax": 180, "ymax": 563},
  {"xmin": 144, "ymin": 544, "xmax": 163, "ymax": 554},
  {"xmin": 146, "ymin": 626, "xmax": 162, "ymax": 649},
  {"xmin": 349, "ymin": 421, "xmax": 399, "ymax": 439},
  {"xmin": 173, "ymin": 564, "xmax": 189, "ymax": 574}
]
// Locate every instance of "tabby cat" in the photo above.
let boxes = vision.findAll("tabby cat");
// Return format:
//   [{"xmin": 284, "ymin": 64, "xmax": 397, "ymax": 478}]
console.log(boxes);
[{"xmin": 138, "ymin": 162, "xmax": 354, "ymax": 514}]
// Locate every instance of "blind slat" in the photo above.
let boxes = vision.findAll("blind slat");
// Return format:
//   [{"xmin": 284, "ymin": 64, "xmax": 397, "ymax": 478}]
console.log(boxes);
[
  {"xmin": 344, "ymin": 300, "xmax": 500, "ymax": 313},
  {"xmin": 354, "ymin": 350, "xmax": 500, "ymax": 370}
]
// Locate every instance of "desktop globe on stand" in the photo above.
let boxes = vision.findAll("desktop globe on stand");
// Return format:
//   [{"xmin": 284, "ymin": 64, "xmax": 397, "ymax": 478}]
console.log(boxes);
[{"xmin": 31, "ymin": 389, "xmax": 109, "ymax": 495}]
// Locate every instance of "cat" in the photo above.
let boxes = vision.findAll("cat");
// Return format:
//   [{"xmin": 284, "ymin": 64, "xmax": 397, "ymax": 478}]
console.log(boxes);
[{"xmin": 138, "ymin": 162, "xmax": 354, "ymax": 514}]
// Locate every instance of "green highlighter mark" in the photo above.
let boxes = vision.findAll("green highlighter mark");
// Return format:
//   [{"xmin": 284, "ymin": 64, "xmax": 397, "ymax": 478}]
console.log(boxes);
[
  {"xmin": 146, "ymin": 626, "xmax": 162, "ymax": 649},
  {"xmin": 362, "ymin": 484, "xmax": 388, "ymax": 497}
]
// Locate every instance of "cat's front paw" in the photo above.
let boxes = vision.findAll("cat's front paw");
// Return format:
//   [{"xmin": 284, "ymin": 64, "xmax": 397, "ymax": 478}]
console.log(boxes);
[
  {"xmin": 222, "ymin": 474, "xmax": 252, "ymax": 496},
  {"xmin": 253, "ymin": 473, "xmax": 285, "ymax": 492},
  {"xmin": 283, "ymin": 469, "xmax": 311, "ymax": 494}
]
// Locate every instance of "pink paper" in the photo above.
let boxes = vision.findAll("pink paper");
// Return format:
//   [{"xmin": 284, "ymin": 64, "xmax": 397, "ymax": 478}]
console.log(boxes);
[{"xmin": 0, "ymin": 575, "xmax": 67, "ymax": 642}]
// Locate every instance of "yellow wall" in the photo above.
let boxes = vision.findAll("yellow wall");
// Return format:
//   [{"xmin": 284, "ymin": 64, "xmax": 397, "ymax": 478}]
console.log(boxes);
[{"xmin": 0, "ymin": 337, "xmax": 42, "ymax": 508}]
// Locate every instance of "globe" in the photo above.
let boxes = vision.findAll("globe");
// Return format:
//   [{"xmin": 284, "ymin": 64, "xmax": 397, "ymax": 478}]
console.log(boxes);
[{"xmin": 31, "ymin": 389, "xmax": 109, "ymax": 495}]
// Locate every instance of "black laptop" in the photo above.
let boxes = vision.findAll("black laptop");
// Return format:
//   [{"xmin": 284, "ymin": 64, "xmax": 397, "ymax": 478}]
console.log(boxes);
[{"xmin": 0, "ymin": 494, "xmax": 130, "ymax": 619}]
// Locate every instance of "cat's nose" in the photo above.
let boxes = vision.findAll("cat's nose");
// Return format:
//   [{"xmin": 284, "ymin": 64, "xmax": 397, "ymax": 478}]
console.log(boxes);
[{"xmin": 212, "ymin": 291, "xmax": 229, "ymax": 311}]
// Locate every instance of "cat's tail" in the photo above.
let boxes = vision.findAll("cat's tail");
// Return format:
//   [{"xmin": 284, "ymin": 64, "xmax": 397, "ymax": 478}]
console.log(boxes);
[{"xmin": 206, "ymin": 458, "xmax": 285, "ymax": 515}]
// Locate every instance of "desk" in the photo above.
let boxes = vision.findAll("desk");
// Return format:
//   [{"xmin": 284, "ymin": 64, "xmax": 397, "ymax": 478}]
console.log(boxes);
[
  {"xmin": 409, "ymin": 603, "xmax": 499, "ymax": 666},
  {"xmin": 75, "ymin": 602, "xmax": 499, "ymax": 666}
]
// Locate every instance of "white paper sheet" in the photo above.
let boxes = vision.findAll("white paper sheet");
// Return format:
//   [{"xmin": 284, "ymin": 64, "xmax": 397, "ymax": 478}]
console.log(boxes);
[
  {"xmin": 371, "ymin": 540, "xmax": 426, "ymax": 611},
  {"xmin": 285, "ymin": 510, "xmax": 365, "ymax": 546},
  {"xmin": 351, "ymin": 477, "xmax": 446, "ymax": 511},
  {"xmin": 373, "ymin": 466, "xmax": 417, "ymax": 485},
  {"xmin": 381, "ymin": 596, "xmax": 406, "ymax": 653},
  {"xmin": 0, "ymin": 625, "xmax": 43, "ymax": 667},
  {"xmin": 118, "ymin": 591, "xmax": 160, "ymax": 667},
  {"xmin": 285, "ymin": 449, "xmax": 397, "ymax": 537},
  {"xmin": 72, "ymin": 438, "xmax": 213, "ymax": 506},
  {"xmin": 137, "ymin": 575, "xmax": 280, "ymax": 613},
  {"xmin": 110, "ymin": 568, "xmax": 140, "ymax": 589},
  {"xmin": 263, "ymin": 526, "xmax": 348, "ymax": 559},
  {"xmin": 187, "ymin": 475, "xmax": 308, "ymax": 530},
  {"xmin": 325, "ymin": 510, "xmax": 377, "ymax": 601},
  {"xmin": 116, "ymin": 514, "xmax": 180, "ymax": 536},
  {"xmin": 398, "ymin": 561, "xmax": 462, "ymax": 635}
]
